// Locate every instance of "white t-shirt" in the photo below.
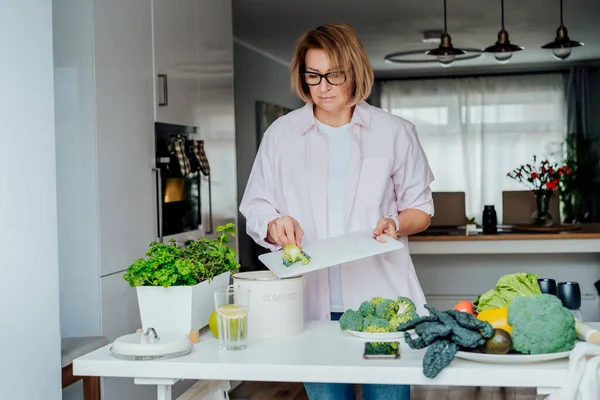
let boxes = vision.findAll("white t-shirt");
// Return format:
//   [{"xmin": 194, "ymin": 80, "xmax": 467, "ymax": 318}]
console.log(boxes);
[{"xmin": 315, "ymin": 119, "xmax": 353, "ymax": 313}]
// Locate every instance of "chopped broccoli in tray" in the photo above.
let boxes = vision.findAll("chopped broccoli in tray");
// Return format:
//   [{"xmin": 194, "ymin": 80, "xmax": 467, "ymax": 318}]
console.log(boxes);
[
  {"xmin": 363, "ymin": 316, "xmax": 391, "ymax": 332},
  {"xmin": 389, "ymin": 311, "xmax": 419, "ymax": 331},
  {"xmin": 375, "ymin": 299, "xmax": 399, "ymax": 319},
  {"xmin": 281, "ymin": 244, "xmax": 311, "ymax": 267},
  {"xmin": 338, "ymin": 309, "xmax": 363, "ymax": 331},
  {"xmin": 370, "ymin": 297, "xmax": 386, "ymax": 307},
  {"xmin": 396, "ymin": 297, "xmax": 417, "ymax": 315},
  {"xmin": 358, "ymin": 301, "xmax": 376, "ymax": 317},
  {"xmin": 338, "ymin": 296, "xmax": 419, "ymax": 335}
]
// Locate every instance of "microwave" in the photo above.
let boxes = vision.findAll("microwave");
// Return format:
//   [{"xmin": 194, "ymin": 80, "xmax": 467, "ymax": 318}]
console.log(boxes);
[{"xmin": 153, "ymin": 122, "xmax": 212, "ymax": 243}]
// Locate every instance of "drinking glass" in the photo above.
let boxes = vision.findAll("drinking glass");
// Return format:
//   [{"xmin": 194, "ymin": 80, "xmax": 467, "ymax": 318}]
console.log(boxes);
[{"xmin": 213, "ymin": 285, "xmax": 250, "ymax": 351}]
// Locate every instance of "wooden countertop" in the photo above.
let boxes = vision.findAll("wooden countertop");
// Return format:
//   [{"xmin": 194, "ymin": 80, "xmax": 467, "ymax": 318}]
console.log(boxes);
[{"xmin": 408, "ymin": 224, "xmax": 600, "ymax": 242}]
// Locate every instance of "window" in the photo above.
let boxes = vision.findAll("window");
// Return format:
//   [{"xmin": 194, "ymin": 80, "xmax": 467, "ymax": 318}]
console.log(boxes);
[{"xmin": 380, "ymin": 74, "xmax": 567, "ymax": 223}]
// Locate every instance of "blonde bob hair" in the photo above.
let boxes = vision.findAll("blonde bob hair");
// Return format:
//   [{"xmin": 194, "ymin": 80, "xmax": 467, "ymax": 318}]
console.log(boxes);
[{"xmin": 291, "ymin": 23, "xmax": 374, "ymax": 106}]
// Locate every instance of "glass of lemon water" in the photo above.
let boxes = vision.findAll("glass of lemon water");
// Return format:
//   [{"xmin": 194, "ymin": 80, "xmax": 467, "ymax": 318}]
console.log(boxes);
[{"xmin": 213, "ymin": 285, "xmax": 250, "ymax": 351}]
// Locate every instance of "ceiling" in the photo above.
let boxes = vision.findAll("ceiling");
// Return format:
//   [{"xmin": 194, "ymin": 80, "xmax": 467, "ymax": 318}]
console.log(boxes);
[{"xmin": 232, "ymin": 0, "xmax": 600, "ymax": 77}]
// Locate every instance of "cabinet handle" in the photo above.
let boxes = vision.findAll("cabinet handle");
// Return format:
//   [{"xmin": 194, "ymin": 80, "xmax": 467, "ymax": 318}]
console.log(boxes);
[
  {"xmin": 157, "ymin": 74, "xmax": 168, "ymax": 106},
  {"xmin": 207, "ymin": 175, "xmax": 213, "ymax": 234},
  {"xmin": 153, "ymin": 167, "xmax": 163, "ymax": 242}
]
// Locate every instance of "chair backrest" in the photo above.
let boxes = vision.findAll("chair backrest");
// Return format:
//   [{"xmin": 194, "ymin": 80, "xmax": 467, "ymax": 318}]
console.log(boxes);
[
  {"xmin": 502, "ymin": 190, "xmax": 561, "ymax": 225},
  {"xmin": 430, "ymin": 192, "xmax": 467, "ymax": 227}
]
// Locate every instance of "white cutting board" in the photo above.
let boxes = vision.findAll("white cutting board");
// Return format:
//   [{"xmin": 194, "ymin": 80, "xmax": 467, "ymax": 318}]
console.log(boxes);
[{"xmin": 258, "ymin": 229, "xmax": 404, "ymax": 279}]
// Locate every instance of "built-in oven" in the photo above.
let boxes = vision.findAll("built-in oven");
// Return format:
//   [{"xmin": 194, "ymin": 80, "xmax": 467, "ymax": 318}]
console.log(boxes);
[{"xmin": 153, "ymin": 122, "xmax": 212, "ymax": 243}]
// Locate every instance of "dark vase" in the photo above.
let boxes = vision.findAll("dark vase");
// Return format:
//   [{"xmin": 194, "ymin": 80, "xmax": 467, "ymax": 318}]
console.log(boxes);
[
  {"xmin": 531, "ymin": 191, "xmax": 554, "ymax": 227},
  {"xmin": 482, "ymin": 205, "xmax": 498, "ymax": 234}
]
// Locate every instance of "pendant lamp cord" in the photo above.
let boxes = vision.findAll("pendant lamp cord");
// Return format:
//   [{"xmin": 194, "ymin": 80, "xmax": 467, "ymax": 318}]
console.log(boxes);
[
  {"xmin": 560, "ymin": 0, "xmax": 564, "ymax": 26},
  {"xmin": 443, "ymin": 0, "xmax": 448, "ymax": 33}
]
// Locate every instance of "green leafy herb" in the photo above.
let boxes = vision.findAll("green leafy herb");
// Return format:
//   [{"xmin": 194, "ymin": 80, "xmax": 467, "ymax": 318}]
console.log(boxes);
[{"xmin": 123, "ymin": 223, "xmax": 240, "ymax": 288}]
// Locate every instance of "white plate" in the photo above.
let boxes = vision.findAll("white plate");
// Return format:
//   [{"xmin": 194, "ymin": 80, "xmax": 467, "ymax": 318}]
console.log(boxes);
[
  {"xmin": 454, "ymin": 349, "xmax": 572, "ymax": 364},
  {"xmin": 258, "ymin": 230, "xmax": 404, "ymax": 279},
  {"xmin": 346, "ymin": 330, "xmax": 412, "ymax": 341}
]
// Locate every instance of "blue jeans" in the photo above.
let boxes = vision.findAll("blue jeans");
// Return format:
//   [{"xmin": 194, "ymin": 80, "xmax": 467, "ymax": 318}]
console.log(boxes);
[{"xmin": 303, "ymin": 313, "xmax": 411, "ymax": 400}]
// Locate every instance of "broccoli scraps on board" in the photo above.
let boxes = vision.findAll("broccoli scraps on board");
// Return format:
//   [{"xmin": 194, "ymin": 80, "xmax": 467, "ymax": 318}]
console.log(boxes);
[{"xmin": 281, "ymin": 244, "xmax": 311, "ymax": 267}]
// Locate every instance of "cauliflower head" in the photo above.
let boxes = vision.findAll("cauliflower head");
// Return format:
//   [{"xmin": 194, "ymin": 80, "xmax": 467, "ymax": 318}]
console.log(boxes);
[{"xmin": 507, "ymin": 294, "xmax": 576, "ymax": 354}]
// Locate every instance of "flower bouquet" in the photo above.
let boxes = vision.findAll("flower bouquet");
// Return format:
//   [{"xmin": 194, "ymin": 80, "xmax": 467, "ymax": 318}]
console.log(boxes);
[{"xmin": 507, "ymin": 156, "xmax": 571, "ymax": 226}]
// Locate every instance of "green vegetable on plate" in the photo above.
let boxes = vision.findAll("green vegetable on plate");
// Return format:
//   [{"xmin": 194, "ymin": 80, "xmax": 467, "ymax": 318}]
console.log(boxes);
[
  {"xmin": 507, "ymin": 293, "xmax": 576, "ymax": 354},
  {"xmin": 474, "ymin": 272, "xmax": 542, "ymax": 312}
]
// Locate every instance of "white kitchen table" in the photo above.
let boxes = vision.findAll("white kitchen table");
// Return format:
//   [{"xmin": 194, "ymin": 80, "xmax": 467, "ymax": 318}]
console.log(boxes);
[{"xmin": 74, "ymin": 321, "xmax": 595, "ymax": 400}]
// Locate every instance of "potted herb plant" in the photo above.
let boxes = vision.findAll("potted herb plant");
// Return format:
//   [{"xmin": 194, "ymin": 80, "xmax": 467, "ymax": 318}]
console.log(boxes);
[{"xmin": 123, "ymin": 223, "xmax": 240, "ymax": 334}]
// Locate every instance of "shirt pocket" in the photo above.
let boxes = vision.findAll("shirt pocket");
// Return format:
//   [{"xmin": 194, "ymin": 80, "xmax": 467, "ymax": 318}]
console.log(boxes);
[{"xmin": 354, "ymin": 157, "xmax": 395, "ymax": 212}]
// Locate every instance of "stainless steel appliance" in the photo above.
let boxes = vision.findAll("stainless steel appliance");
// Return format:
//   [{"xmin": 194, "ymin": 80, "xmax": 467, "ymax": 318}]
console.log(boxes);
[{"xmin": 153, "ymin": 122, "xmax": 212, "ymax": 243}]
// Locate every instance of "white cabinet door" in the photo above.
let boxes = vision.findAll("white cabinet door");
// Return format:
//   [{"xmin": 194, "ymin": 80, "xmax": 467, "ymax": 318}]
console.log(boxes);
[
  {"xmin": 101, "ymin": 272, "xmax": 141, "ymax": 341},
  {"xmin": 153, "ymin": 0, "xmax": 200, "ymax": 126},
  {"xmin": 93, "ymin": 0, "xmax": 157, "ymax": 276}
]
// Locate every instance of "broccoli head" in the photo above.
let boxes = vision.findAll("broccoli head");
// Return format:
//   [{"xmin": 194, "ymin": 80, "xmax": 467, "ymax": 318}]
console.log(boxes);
[
  {"xmin": 396, "ymin": 297, "xmax": 417, "ymax": 315},
  {"xmin": 338, "ymin": 309, "xmax": 364, "ymax": 331},
  {"xmin": 375, "ymin": 299, "xmax": 399, "ymax": 319},
  {"xmin": 281, "ymin": 244, "xmax": 311, "ymax": 267},
  {"xmin": 508, "ymin": 294, "xmax": 576, "ymax": 354},
  {"xmin": 358, "ymin": 301, "xmax": 376, "ymax": 317},
  {"xmin": 363, "ymin": 316, "xmax": 391, "ymax": 332},
  {"xmin": 389, "ymin": 311, "xmax": 419, "ymax": 331},
  {"xmin": 370, "ymin": 297, "xmax": 386, "ymax": 307}
]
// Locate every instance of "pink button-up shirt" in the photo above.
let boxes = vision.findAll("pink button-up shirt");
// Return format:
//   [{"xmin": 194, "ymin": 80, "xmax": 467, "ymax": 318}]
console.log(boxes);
[{"xmin": 239, "ymin": 101, "xmax": 435, "ymax": 321}]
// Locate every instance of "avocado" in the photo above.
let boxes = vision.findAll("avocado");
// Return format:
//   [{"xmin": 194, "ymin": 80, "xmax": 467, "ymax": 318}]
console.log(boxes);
[{"xmin": 482, "ymin": 328, "xmax": 512, "ymax": 354}]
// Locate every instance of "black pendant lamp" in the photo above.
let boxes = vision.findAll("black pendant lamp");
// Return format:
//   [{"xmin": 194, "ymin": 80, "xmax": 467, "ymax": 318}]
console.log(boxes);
[
  {"xmin": 541, "ymin": 0, "xmax": 583, "ymax": 60},
  {"xmin": 483, "ymin": 0, "xmax": 523, "ymax": 64},
  {"xmin": 426, "ymin": 0, "xmax": 466, "ymax": 67}
]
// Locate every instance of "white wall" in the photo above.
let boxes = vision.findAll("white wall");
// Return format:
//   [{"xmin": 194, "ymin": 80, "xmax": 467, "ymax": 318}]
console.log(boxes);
[{"xmin": 0, "ymin": 1, "xmax": 62, "ymax": 399}]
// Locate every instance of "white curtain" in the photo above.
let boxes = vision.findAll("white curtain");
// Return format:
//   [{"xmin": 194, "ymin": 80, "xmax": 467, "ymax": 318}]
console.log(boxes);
[{"xmin": 380, "ymin": 73, "xmax": 567, "ymax": 224}]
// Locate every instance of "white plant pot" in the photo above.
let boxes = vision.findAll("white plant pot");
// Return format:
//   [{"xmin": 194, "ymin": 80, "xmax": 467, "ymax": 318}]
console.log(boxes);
[{"xmin": 136, "ymin": 271, "xmax": 231, "ymax": 334}]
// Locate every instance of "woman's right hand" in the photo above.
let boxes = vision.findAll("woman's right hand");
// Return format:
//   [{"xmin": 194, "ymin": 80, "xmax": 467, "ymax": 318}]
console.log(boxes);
[{"xmin": 266, "ymin": 216, "xmax": 304, "ymax": 248}]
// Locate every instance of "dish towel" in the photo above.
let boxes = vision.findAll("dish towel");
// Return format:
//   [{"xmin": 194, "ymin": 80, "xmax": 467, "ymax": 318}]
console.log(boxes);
[{"xmin": 546, "ymin": 341, "xmax": 600, "ymax": 400}]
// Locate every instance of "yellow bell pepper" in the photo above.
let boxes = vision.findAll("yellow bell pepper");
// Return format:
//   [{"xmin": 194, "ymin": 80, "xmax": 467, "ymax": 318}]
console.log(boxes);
[{"xmin": 477, "ymin": 307, "xmax": 512, "ymax": 335}]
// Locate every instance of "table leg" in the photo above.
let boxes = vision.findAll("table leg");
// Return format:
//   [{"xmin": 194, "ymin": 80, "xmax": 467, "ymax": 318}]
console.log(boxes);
[
  {"xmin": 134, "ymin": 378, "xmax": 179, "ymax": 400},
  {"xmin": 157, "ymin": 384, "xmax": 172, "ymax": 400}
]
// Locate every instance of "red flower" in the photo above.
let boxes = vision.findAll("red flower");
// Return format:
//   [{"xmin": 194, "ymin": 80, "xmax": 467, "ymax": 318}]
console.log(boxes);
[
  {"xmin": 531, "ymin": 172, "xmax": 539, "ymax": 179},
  {"xmin": 546, "ymin": 179, "xmax": 559, "ymax": 190}
]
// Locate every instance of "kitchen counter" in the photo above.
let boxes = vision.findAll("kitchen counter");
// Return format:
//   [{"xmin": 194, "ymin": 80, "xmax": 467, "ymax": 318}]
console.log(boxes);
[
  {"xmin": 406, "ymin": 225, "xmax": 600, "ymax": 322},
  {"xmin": 74, "ymin": 321, "xmax": 598, "ymax": 400},
  {"xmin": 407, "ymin": 224, "xmax": 600, "ymax": 254}
]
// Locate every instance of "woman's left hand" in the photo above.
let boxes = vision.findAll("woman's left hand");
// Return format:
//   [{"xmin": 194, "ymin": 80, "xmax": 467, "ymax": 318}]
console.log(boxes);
[{"xmin": 373, "ymin": 217, "xmax": 399, "ymax": 243}]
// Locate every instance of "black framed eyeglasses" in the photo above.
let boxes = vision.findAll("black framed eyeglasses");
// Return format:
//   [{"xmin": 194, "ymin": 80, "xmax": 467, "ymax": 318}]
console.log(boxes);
[{"xmin": 301, "ymin": 71, "xmax": 346, "ymax": 86}]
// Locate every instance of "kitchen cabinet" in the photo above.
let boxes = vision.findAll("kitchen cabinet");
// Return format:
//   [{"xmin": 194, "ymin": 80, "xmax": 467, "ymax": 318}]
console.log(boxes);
[
  {"xmin": 54, "ymin": 0, "xmax": 235, "ymax": 398},
  {"xmin": 152, "ymin": 0, "xmax": 200, "ymax": 126},
  {"xmin": 54, "ymin": 0, "xmax": 158, "ymax": 398}
]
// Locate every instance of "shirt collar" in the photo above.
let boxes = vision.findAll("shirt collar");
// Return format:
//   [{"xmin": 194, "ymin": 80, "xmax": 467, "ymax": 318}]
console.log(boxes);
[{"xmin": 297, "ymin": 101, "xmax": 371, "ymax": 135}]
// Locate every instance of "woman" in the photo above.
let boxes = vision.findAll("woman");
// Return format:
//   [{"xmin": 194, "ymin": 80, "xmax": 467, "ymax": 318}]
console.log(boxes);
[{"xmin": 239, "ymin": 23, "xmax": 434, "ymax": 400}]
